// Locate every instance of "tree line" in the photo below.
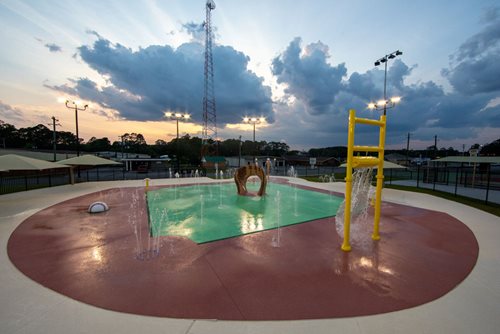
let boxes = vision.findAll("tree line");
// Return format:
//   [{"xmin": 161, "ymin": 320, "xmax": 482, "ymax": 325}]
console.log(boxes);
[
  {"xmin": 0, "ymin": 122, "xmax": 290, "ymax": 164},
  {"xmin": 0, "ymin": 122, "xmax": 498, "ymax": 163}
]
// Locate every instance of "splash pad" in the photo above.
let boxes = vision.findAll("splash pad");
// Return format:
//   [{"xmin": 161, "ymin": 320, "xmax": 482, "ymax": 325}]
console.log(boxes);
[
  {"xmin": 146, "ymin": 181, "xmax": 342, "ymax": 243},
  {"xmin": 7, "ymin": 178, "xmax": 479, "ymax": 320}
]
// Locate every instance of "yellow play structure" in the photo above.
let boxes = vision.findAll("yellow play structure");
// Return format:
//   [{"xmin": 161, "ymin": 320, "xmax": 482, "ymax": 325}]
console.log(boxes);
[{"xmin": 341, "ymin": 109, "xmax": 386, "ymax": 252}]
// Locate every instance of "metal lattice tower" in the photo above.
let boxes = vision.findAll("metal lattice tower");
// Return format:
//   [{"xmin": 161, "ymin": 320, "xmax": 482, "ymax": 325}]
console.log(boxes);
[{"xmin": 202, "ymin": 0, "xmax": 217, "ymax": 155}]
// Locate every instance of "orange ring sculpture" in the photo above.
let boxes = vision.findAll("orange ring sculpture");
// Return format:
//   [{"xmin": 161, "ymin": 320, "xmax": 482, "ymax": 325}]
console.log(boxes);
[{"xmin": 234, "ymin": 165, "xmax": 267, "ymax": 196}]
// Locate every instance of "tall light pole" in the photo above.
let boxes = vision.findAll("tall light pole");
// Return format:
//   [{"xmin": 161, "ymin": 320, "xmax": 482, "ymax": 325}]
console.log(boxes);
[
  {"xmin": 373, "ymin": 50, "xmax": 403, "ymax": 115},
  {"xmin": 165, "ymin": 111, "xmax": 190, "ymax": 172},
  {"xmin": 62, "ymin": 99, "xmax": 88, "ymax": 157},
  {"xmin": 238, "ymin": 135, "xmax": 242, "ymax": 168},
  {"xmin": 243, "ymin": 116, "xmax": 265, "ymax": 159},
  {"xmin": 47, "ymin": 116, "xmax": 61, "ymax": 162}
]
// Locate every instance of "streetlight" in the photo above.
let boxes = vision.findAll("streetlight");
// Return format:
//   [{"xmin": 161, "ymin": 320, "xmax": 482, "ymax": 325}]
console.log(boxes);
[
  {"xmin": 165, "ymin": 111, "xmax": 190, "ymax": 171},
  {"xmin": 372, "ymin": 50, "xmax": 403, "ymax": 115},
  {"xmin": 367, "ymin": 96, "xmax": 401, "ymax": 112},
  {"xmin": 243, "ymin": 116, "xmax": 265, "ymax": 159},
  {"xmin": 60, "ymin": 99, "xmax": 88, "ymax": 157}
]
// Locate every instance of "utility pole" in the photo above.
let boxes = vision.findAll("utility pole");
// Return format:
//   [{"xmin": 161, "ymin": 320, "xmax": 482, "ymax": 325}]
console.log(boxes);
[
  {"xmin": 47, "ymin": 116, "xmax": 61, "ymax": 162},
  {"xmin": 120, "ymin": 135, "xmax": 125, "ymax": 159},
  {"xmin": 0, "ymin": 119, "xmax": 5, "ymax": 149},
  {"xmin": 406, "ymin": 132, "xmax": 410, "ymax": 166},
  {"xmin": 434, "ymin": 135, "xmax": 438, "ymax": 158}
]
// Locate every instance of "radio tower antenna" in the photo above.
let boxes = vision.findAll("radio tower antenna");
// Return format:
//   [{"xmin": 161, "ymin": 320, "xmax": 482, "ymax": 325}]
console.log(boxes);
[{"xmin": 202, "ymin": 0, "xmax": 217, "ymax": 156}]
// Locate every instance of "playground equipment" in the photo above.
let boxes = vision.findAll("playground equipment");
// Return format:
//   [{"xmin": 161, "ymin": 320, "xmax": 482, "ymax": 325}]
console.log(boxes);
[
  {"xmin": 234, "ymin": 165, "xmax": 267, "ymax": 196},
  {"xmin": 341, "ymin": 109, "xmax": 386, "ymax": 252}
]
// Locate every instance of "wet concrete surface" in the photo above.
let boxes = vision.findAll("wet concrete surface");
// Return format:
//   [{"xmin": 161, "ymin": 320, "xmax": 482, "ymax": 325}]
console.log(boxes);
[{"xmin": 7, "ymin": 184, "xmax": 478, "ymax": 320}]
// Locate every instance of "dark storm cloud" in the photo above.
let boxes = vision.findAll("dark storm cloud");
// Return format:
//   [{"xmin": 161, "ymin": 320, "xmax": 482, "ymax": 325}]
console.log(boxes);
[
  {"xmin": 443, "ymin": 7, "xmax": 500, "ymax": 95},
  {"xmin": 44, "ymin": 43, "xmax": 62, "ymax": 53},
  {"xmin": 443, "ymin": 53, "xmax": 500, "ymax": 95},
  {"xmin": 271, "ymin": 37, "xmax": 347, "ymax": 115},
  {"xmin": 271, "ymin": 26, "xmax": 500, "ymax": 148},
  {"xmin": 50, "ymin": 35, "xmax": 272, "ymax": 125}
]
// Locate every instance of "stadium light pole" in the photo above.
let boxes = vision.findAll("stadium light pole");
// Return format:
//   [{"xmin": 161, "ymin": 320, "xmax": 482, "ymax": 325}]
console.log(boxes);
[
  {"xmin": 165, "ymin": 111, "xmax": 190, "ymax": 172},
  {"xmin": 373, "ymin": 50, "xmax": 403, "ymax": 115},
  {"xmin": 243, "ymin": 116, "xmax": 265, "ymax": 159}
]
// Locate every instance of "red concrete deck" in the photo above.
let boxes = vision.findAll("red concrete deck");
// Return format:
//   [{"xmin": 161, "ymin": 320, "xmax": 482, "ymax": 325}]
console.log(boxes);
[{"xmin": 7, "ymin": 184, "xmax": 478, "ymax": 320}]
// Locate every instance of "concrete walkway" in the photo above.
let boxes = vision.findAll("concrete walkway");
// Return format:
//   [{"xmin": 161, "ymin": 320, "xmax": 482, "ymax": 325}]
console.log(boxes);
[{"xmin": 1, "ymin": 177, "xmax": 499, "ymax": 333}]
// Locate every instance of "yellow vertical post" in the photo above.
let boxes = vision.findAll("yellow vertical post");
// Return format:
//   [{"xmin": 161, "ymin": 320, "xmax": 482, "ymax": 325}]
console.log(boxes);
[
  {"xmin": 341, "ymin": 109, "xmax": 356, "ymax": 252},
  {"xmin": 145, "ymin": 178, "xmax": 150, "ymax": 192},
  {"xmin": 372, "ymin": 114, "xmax": 386, "ymax": 240}
]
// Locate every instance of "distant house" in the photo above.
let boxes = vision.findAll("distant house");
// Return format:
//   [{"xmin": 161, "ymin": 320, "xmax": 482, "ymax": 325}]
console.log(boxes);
[
  {"xmin": 225, "ymin": 156, "xmax": 286, "ymax": 169},
  {"xmin": 95, "ymin": 151, "xmax": 151, "ymax": 160},
  {"xmin": 284, "ymin": 156, "xmax": 340, "ymax": 167},
  {"xmin": 385, "ymin": 153, "xmax": 408, "ymax": 166},
  {"xmin": 202, "ymin": 156, "xmax": 227, "ymax": 169}
]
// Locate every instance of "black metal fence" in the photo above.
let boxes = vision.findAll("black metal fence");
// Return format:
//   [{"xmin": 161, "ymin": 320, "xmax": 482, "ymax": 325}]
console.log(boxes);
[
  {"xmin": 307, "ymin": 164, "xmax": 499, "ymax": 205},
  {"xmin": 0, "ymin": 171, "xmax": 71, "ymax": 194},
  {"xmin": 2, "ymin": 164, "xmax": 499, "ymax": 205},
  {"xmin": 1, "ymin": 165, "xmax": 224, "ymax": 195}
]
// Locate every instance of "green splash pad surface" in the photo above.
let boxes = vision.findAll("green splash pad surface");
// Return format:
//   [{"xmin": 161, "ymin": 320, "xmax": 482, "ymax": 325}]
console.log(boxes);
[{"xmin": 146, "ymin": 182, "xmax": 343, "ymax": 244}]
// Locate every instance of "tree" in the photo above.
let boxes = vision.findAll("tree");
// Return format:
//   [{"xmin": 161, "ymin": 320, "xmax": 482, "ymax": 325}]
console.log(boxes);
[
  {"xmin": 155, "ymin": 139, "xmax": 167, "ymax": 146},
  {"xmin": 481, "ymin": 138, "xmax": 500, "ymax": 156},
  {"xmin": 470, "ymin": 143, "xmax": 481, "ymax": 150},
  {"xmin": 85, "ymin": 137, "xmax": 111, "ymax": 152},
  {"xmin": 262, "ymin": 141, "xmax": 290, "ymax": 156},
  {"xmin": 18, "ymin": 124, "xmax": 52, "ymax": 150},
  {"xmin": 240, "ymin": 140, "xmax": 255, "ymax": 156},
  {"xmin": 57, "ymin": 131, "xmax": 79, "ymax": 150},
  {"xmin": 176, "ymin": 135, "xmax": 202, "ymax": 164},
  {"xmin": 309, "ymin": 146, "xmax": 347, "ymax": 159},
  {"xmin": 218, "ymin": 138, "xmax": 241, "ymax": 156},
  {"xmin": 119, "ymin": 132, "xmax": 149, "ymax": 155},
  {"xmin": 0, "ymin": 122, "xmax": 23, "ymax": 148}
]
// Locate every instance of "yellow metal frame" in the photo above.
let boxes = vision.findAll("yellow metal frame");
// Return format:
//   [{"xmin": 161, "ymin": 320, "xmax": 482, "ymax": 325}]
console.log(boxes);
[{"xmin": 341, "ymin": 109, "xmax": 386, "ymax": 252}]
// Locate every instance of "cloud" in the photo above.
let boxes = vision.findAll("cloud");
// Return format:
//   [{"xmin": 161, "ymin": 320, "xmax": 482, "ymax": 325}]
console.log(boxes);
[
  {"xmin": 35, "ymin": 37, "xmax": 62, "ymax": 53},
  {"xmin": 182, "ymin": 22, "xmax": 205, "ymax": 43},
  {"xmin": 443, "ymin": 6, "xmax": 500, "ymax": 94},
  {"xmin": 0, "ymin": 100, "xmax": 25, "ymax": 122},
  {"xmin": 48, "ymin": 35, "xmax": 273, "ymax": 127},
  {"xmin": 271, "ymin": 37, "xmax": 347, "ymax": 115},
  {"xmin": 44, "ymin": 43, "xmax": 62, "ymax": 53},
  {"xmin": 46, "ymin": 11, "xmax": 500, "ymax": 150},
  {"xmin": 268, "ymin": 28, "xmax": 500, "ymax": 149}
]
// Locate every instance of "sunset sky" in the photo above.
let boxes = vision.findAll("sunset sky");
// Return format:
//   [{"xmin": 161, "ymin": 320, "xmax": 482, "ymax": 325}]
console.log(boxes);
[{"xmin": 1, "ymin": 0, "xmax": 499, "ymax": 151}]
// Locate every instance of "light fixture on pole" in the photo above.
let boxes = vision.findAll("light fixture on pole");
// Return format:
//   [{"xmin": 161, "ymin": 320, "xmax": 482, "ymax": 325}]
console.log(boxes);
[
  {"xmin": 165, "ymin": 111, "xmax": 191, "ymax": 171},
  {"xmin": 60, "ymin": 99, "xmax": 88, "ymax": 157},
  {"xmin": 243, "ymin": 116, "xmax": 265, "ymax": 159},
  {"xmin": 373, "ymin": 50, "xmax": 403, "ymax": 115},
  {"xmin": 367, "ymin": 96, "xmax": 401, "ymax": 112}
]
